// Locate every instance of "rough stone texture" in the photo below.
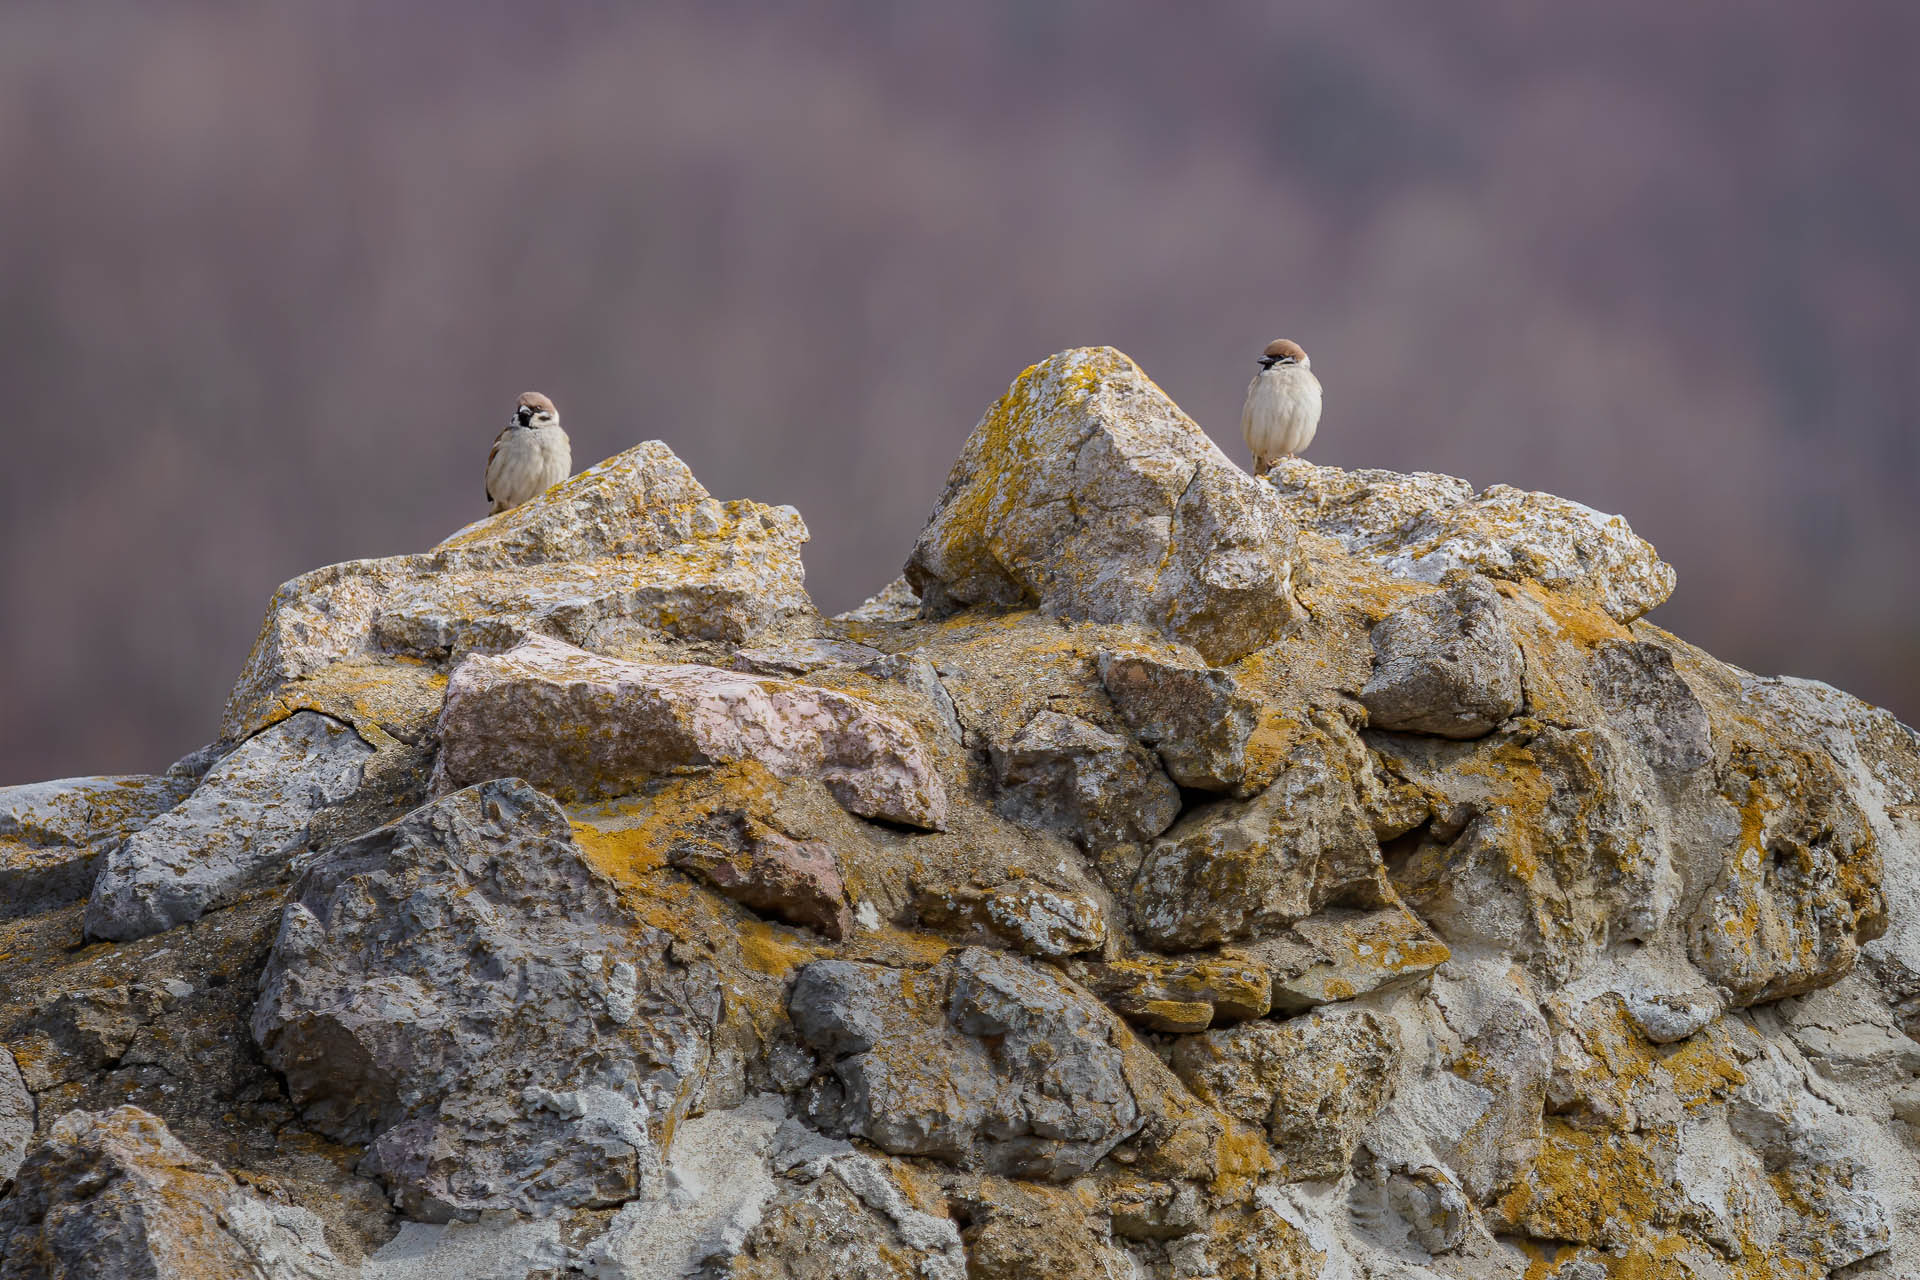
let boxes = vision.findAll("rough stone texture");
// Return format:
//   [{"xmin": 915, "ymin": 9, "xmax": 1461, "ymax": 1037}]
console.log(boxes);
[
  {"xmin": 0, "ymin": 1106, "xmax": 345, "ymax": 1280},
  {"xmin": 1267, "ymin": 455, "xmax": 1676, "ymax": 623},
  {"xmin": 788, "ymin": 948, "xmax": 1144, "ymax": 1181},
  {"xmin": 85, "ymin": 712, "xmax": 373, "ymax": 942},
  {"xmin": 1130, "ymin": 715, "xmax": 1386, "ymax": 950},
  {"xmin": 1098, "ymin": 649, "xmax": 1280, "ymax": 795},
  {"xmin": 222, "ymin": 440, "xmax": 813, "ymax": 739},
  {"xmin": 251, "ymin": 778, "xmax": 718, "ymax": 1221},
  {"xmin": 0, "ymin": 1049, "xmax": 29, "ymax": 1187},
  {"xmin": 432, "ymin": 634, "xmax": 946, "ymax": 828},
  {"xmin": 669, "ymin": 812, "xmax": 852, "ymax": 939},
  {"xmin": 1170, "ymin": 1007, "xmax": 1400, "ymax": 1181},
  {"xmin": 0, "ymin": 772, "xmax": 185, "ymax": 915},
  {"xmin": 5, "ymin": 347, "xmax": 1920, "ymax": 1280},
  {"xmin": 905, "ymin": 346, "xmax": 1297, "ymax": 663},
  {"xmin": 1359, "ymin": 575, "xmax": 1523, "ymax": 738},
  {"xmin": 989, "ymin": 710, "xmax": 1179, "ymax": 851}
]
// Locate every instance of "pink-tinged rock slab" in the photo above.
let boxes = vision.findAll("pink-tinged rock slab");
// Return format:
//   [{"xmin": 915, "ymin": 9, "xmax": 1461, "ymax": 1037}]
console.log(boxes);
[{"xmin": 432, "ymin": 635, "xmax": 947, "ymax": 829}]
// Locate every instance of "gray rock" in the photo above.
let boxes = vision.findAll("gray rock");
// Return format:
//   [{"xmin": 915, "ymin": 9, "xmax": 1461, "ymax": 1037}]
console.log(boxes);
[
  {"xmin": 0, "ymin": 1106, "xmax": 346, "ymax": 1280},
  {"xmin": 1064, "ymin": 953, "xmax": 1271, "ymax": 1033},
  {"xmin": 84, "ymin": 711, "xmax": 373, "ymax": 942},
  {"xmin": 1267, "ymin": 457, "xmax": 1675, "ymax": 624},
  {"xmin": 1241, "ymin": 904, "xmax": 1452, "ymax": 1013},
  {"xmin": 905, "ymin": 347, "xmax": 1298, "ymax": 664},
  {"xmin": 252, "ymin": 778, "xmax": 718, "ymax": 1220},
  {"xmin": 1169, "ymin": 1006, "xmax": 1400, "ymax": 1181},
  {"xmin": 432, "ymin": 634, "xmax": 947, "ymax": 829},
  {"xmin": 0, "ymin": 1048, "xmax": 29, "ymax": 1187},
  {"xmin": 913, "ymin": 880, "xmax": 1107, "ymax": 957},
  {"xmin": 1098, "ymin": 650, "xmax": 1273, "ymax": 795},
  {"xmin": 0, "ymin": 773, "xmax": 184, "ymax": 915},
  {"xmin": 989, "ymin": 710, "xmax": 1180, "ymax": 851},
  {"xmin": 788, "ymin": 947, "xmax": 1142, "ymax": 1180},
  {"xmin": 1588, "ymin": 638, "xmax": 1713, "ymax": 774},
  {"xmin": 1130, "ymin": 718, "xmax": 1385, "ymax": 950},
  {"xmin": 1360, "ymin": 576, "xmax": 1522, "ymax": 738},
  {"xmin": 222, "ymin": 440, "xmax": 814, "ymax": 738}
]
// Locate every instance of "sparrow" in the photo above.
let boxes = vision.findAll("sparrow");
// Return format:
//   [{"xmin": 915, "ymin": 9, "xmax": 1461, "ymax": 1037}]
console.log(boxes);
[
  {"xmin": 1241, "ymin": 338, "xmax": 1322, "ymax": 476},
  {"xmin": 486, "ymin": 391, "xmax": 572, "ymax": 513}
]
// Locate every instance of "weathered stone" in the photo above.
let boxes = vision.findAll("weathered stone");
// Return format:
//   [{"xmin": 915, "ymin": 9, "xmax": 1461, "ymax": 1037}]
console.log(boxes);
[
  {"xmin": 0, "ymin": 773, "xmax": 184, "ymax": 915},
  {"xmin": 1240, "ymin": 904, "xmax": 1451, "ymax": 1013},
  {"xmin": 0, "ymin": 1106, "xmax": 345, "ymax": 1280},
  {"xmin": 788, "ymin": 947, "xmax": 1142, "ymax": 1180},
  {"xmin": 0, "ymin": 1047, "xmax": 29, "ymax": 1187},
  {"xmin": 1359, "ymin": 576, "xmax": 1522, "ymax": 738},
  {"xmin": 670, "ymin": 811, "xmax": 852, "ymax": 939},
  {"xmin": 731, "ymin": 637, "xmax": 886, "ymax": 676},
  {"xmin": 1065, "ymin": 953, "xmax": 1272, "ymax": 1033},
  {"xmin": 989, "ymin": 710, "xmax": 1180, "ymax": 851},
  {"xmin": 905, "ymin": 347, "xmax": 1297, "ymax": 663},
  {"xmin": 252, "ymin": 778, "xmax": 717, "ymax": 1220},
  {"xmin": 431, "ymin": 634, "xmax": 946, "ymax": 828},
  {"xmin": 1130, "ymin": 717, "xmax": 1385, "ymax": 950},
  {"xmin": 1098, "ymin": 649, "xmax": 1279, "ymax": 795},
  {"xmin": 221, "ymin": 441, "xmax": 813, "ymax": 738},
  {"xmin": 1587, "ymin": 638, "xmax": 1714, "ymax": 774},
  {"xmin": 1170, "ymin": 1007, "xmax": 1400, "ymax": 1181},
  {"xmin": 1268, "ymin": 457, "xmax": 1675, "ymax": 624},
  {"xmin": 913, "ymin": 880, "xmax": 1107, "ymax": 957},
  {"xmin": 84, "ymin": 712, "xmax": 373, "ymax": 942}
]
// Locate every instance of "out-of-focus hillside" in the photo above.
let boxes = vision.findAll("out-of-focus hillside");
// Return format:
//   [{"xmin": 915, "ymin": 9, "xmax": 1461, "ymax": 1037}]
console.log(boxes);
[{"xmin": 2, "ymin": 0, "xmax": 1916, "ymax": 780}]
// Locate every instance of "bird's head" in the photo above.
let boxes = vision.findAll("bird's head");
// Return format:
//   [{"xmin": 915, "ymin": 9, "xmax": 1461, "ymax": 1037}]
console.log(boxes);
[
  {"xmin": 1259, "ymin": 339, "xmax": 1309, "ymax": 371},
  {"xmin": 516, "ymin": 392, "xmax": 559, "ymax": 428}
]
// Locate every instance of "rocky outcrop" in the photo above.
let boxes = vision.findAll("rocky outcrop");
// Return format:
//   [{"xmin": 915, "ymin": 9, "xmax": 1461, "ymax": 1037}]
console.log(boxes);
[{"xmin": 3, "ymin": 345, "xmax": 1918, "ymax": 1280}]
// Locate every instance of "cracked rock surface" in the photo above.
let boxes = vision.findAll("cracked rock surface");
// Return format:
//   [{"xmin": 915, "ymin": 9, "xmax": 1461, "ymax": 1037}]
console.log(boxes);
[{"xmin": 2, "ymin": 347, "xmax": 1917, "ymax": 1279}]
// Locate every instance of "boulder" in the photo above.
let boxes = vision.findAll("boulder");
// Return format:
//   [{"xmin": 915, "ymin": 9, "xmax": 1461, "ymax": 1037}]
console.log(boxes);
[
  {"xmin": 84, "ymin": 712, "xmax": 372, "ymax": 941},
  {"xmin": 252, "ymin": 778, "xmax": 718, "ymax": 1220},
  {"xmin": 221, "ymin": 441, "xmax": 813, "ymax": 738},
  {"xmin": 1267, "ymin": 457, "xmax": 1675, "ymax": 623},
  {"xmin": 1098, "ymin": 650, "xmax": 1278, "ymax": 795},
  {"xmin": 905, "ymin": 347, "xmax": 1297, "ymax": 663},
  {"xmin": 1359, "ymin": 576, "xmax": 1523, "ymax": 738},
  {"xmin": 0, "ymin": 1048, "xmax": 29, "ymax": 1187},
  {"xmin": 1241, "ymin": 903, "xmax": 1451, "ymax": 1013},
  {"xmin": 0, "ymin": 772, "xmax": 185, "ymax": 914},
  {"xmin": 988, "ymin": 710, "xmax": 1180, "ymax": 851},
  {"xmin": 788, "ymin": 948, "xmax": 1143, "ymax": 1180},
  {"xmin": 0, "ymin": 1106, "xmax": 345, "ymax": 1280},
  {"xmin": 431, "ymin": 634, "xmax": 947, "ymax": 829},
  {"xmin": 1169, "ymin": 1007, "xmax": 1400, "ymax": 1181}
]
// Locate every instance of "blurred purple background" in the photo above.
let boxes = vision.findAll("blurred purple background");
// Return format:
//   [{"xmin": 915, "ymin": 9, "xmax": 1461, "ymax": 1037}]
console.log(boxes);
[{"xmin": 4, "ymin": 1, "xmax": 1917, "ymax": 782}]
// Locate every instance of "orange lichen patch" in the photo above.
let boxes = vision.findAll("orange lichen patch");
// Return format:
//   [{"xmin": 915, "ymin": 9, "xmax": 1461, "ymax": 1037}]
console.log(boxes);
[
  {"xmin": 1497, "ymin": 1122, "xmax": 1678, "ymax": 1249},
  {"xmin": 735, "ymin": 919, "xmax": 830, "ymax": 979},
  {"xmin": 1208, "ymin": 1119, "xmax": 1277, "ymax": 1196},
  {"xmin": 252, "ymin": 657, "xmax": 448, "ymax": 743},
  {"xmin": 1506, "ymin": 579, "xmax": 1633, "ymax": 650},
  {"xmin": 1515, "ymin": 1236, "xmax": 1808, "ymax": 1280}
]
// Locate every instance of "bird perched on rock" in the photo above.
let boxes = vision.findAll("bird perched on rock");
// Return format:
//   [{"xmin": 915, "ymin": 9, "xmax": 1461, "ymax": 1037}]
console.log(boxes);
[
  {"xmin": 486, "ymin": 392, "xmax": 572, "ymax": 513},
  {"xmin": 1241, "ymin": 339, "xmax": 1322, "ymax": 476}
]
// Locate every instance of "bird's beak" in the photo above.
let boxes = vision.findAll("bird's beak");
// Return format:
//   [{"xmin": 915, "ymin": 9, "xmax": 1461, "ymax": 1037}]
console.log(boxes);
[{"xmin": 1258, "ymin": 357, "xmax": 1278, "ymax": 370}]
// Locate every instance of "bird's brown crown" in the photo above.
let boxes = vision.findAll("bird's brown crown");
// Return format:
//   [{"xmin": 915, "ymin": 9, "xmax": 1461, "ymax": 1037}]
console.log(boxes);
[
  {"xmin": 518, "ymin": 392, "xmax": 557, "ymax": 414},
  {"xmin": 1261, "ymin": 339, "xmax": 1308, "ymax": 361}
]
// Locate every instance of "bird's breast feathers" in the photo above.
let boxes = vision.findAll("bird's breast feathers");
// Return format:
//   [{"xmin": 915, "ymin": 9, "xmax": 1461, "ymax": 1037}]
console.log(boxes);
[{"xmin": 1242, "ymin": 366, "xmax": 1322, "ymax": 458}]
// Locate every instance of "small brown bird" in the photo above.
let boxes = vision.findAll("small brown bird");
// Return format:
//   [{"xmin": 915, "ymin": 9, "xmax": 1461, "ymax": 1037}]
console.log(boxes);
[
  {"xmin": 1241, "ymin": 339, "xmax": 1322, "ymax": 476},
  {"xmin": 486, "ymin": 392, "xmax": 572, "ymax": 514}
]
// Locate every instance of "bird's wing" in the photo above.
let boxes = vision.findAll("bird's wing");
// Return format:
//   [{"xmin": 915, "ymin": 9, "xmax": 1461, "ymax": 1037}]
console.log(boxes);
[{"xmin": 485, "ymin": 428, "xmax": 505, "ymax": 504}]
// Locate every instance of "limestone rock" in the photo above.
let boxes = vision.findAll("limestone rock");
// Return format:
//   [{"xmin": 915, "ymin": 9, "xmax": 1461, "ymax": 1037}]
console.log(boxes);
[
  {"xmin": 0, "ymin": 1047, "xmax": 29, "ymax": 1187},
  {"xmin": 1268, "ymin": 457, "xmax": 1675, "ymax": 623},
  {"xmin": 989, "ymin": 710, "xmax": 1179, "ymax": 851},
  {"xmin": 0, "ymin": 773, "xmax": 185, "ymax": 914},
  {"xmin": 0, "ymin": 1106, "xmax": 345, "ymax": 1280},
  {"xmin": 1065, "ymin": 953, "xmax": 1272, "ymax": 1033},
  {"xmin": 913, "ymin": 880, "xmax": 1107, "ymax": 957},
  {"xmin": 252, "ymin": 778, "xmax": 718, "ymax": 1220},
  {"xmin": 221, "ymin": 440, "xmax": 812, "ymax": 738},
  {"xmin": 1098, "ymin": 650, "xmax": 1278, "ymax": 795},
  {"xmin": 670, "ymin": 812, "xmax": 852, "ymax": 939},
  {"xmin": 788, "ymin": 947, "xmax": 1142, "ymax": 1180},
  {"xmin": 1359, "ymin": 576, "xmax": 1522, "ymax": 738},
  {"xmin": 431, "ymin": 634, "xmax": 947, "ymax": 828},
  {"xmin": 1169, "ymin": 1007, "xmax": 1400, "ymax": 1181},
  {"xmin": 1130, "ymin": 717, "xmax": 1385, "ymax": 950},
  {"xmin": 1586, "ymin": 638, "xmax": 1713, "ymax": 775},
  {"xmin": 905, "ymin": 347, "xmax": 1297, "ymax": 663},
  {"xmin": 84, "ymin": 711, "xmax": 373, "ymax": 942},
  {"xmin": 1241, "ymin": 904, "xmax": 1451, "ymax": 1013}
]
